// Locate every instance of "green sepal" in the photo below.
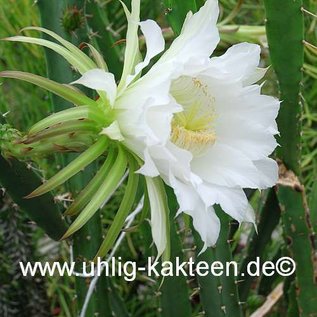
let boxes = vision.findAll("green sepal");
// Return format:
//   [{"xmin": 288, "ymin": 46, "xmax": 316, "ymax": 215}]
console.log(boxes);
[
  {"xmin": 26, "ymin": 137, "xmax": 109, "ymax": 198},
  {"xmin": 29, "ymin": 106, "xmax": 105, "ymax": 135},
  {"xmin": 21, "ymin": 26, "xmax": 97, "ymax": 71},
  {"xmin": 64, "ymin": 146, "xmax": 117, "ymax": 216},
  {"xmin": 61, "ymin": 145, "xmax": 128, "ymax": 239},
  {"xmin": 0, "ymin": 71, "xmax": 97, "ymax": 107},
  {"xmin": 94, "ymin": 156, "xmax": 139, "ymax": 260}
]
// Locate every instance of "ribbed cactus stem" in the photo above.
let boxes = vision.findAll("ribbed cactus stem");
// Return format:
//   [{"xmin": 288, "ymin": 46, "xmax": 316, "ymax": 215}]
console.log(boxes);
[
  {"xmin": 239, "ymin": 189, "xmax": 281, "ymax": 301},
  {"xmin": 193, "ymin": 209, "xmax": 242, "ymax": 317},
  {"xmin": 159, "ymin": 187, "xmax": 191, "ymax": 317},
  {"xmin": 37, "ymin": 1, "xmax": 111, "ymax": 315},
  {"xmin": 264, "ymin": 1, "xmax": 317, "ymax": 315}
]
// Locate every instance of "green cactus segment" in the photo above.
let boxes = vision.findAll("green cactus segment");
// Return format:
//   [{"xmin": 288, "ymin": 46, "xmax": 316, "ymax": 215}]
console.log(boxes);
[
  {"xmin": 62, "ymin": 146, "xmax": 128, "ymax": 239},
  {"xmin": 160, "ymin": 187, "xmax": 192, "ymax": 317},
  {"xmin": 0, "ymin": 71, "xmax": 96, "ymax": 107},
  {"xmin": 264, "ymin": 0, "xmax": 304, "ymax": 174},
  {"xmin": 65, "ymin": 147, "xmax": 116, "ymax": 217},
  {"xmin": 286, "ymin": 280, "xmax": 300, "ymax": 317},
  {"xmin": 215, "ymin": 211, "xmax": 243, "ymax": 317},
  {"xmin": 277, "ymin": 181, "xmax": 317, "ymax": 317},
  {"xmin": 194, "ymin": 209, "xmax": 242, "ymax": 317},
  {"xmin": 309, "ymin": 181, "xmax": 317, "ymax": 232},
  {"xmin": 239, "ymin": 190, "xmax": 281, "ymax": 301},
  {"xmin": 0, "ymin": 155, "xmax": 68, "ymax": 240},
  {"xmin": 94, "ymin": 157, "xmax": 139, "ymax": 260},
  {"xmin": 193, "ymin": 229, "xmax": 223, "ymax": 317},
  {"xmin": 26, "ymin": 137, "xmax": 109, "ymax": 198},
  {"xmin": 163, "ymin": 0, "xmax": 197, "ymax": 35},
  {"xmin": 37, "ymin": 0, "xmax": 74, "ymax": 111},
  {"xmin": 85, "ymin": 1, "xmax": 121, "ymax": 78},
  {"xmin": 72, "ymin": 211, "xmax": 112, "ymax": 316},
  {"xmin": 106, "ymin": 279, "xmax": 129, "ymax": 317},
  {"xmin": 61, "ymin": 6, "xmax": 85, "ymax": 34},
  {"xmin": 264, "ymin": 1, "xmax": 317, "ymax": 315}
]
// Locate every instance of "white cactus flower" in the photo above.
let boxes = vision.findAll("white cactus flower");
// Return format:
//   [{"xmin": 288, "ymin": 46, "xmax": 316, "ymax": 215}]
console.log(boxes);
[
  {"xmin": 72, "ymin": 0, "xmax": 280, "ymax": 255},
  {"xmin": 2, "ymin": 0, "xmax": 279, "ymax": 257}
]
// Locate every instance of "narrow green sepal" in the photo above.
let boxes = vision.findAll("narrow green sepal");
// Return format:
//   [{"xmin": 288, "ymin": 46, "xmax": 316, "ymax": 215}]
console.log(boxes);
[
  {"xmin": 61, "ymin": 145, "xmax": 128, "ymax": 239},
  {"xmin": 93, "ymin": 156, "xmax": 139, "ymax": 260},
  {"xmin": 0, "ymin": 70, "xmax": 97, "ymax": 107},
  {"xmin": 26, "ymin": 137, "xmax": 109, "ymax": 198},
  {"xmin": 64, "ymin": 147, "xmax": 117, "ymax": 216}
]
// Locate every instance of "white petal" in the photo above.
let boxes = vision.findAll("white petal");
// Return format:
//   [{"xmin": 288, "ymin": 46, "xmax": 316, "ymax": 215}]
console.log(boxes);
[
  {"xmin": 126, "ymin": 19, "xmax": 165, "ymax": 85},
  {"xmin": 210, "ymin": 83, "xmax": 280, "ymax": 134},
  {"xmin": 237, "ymin": 88, "xmax": 280, "ymax": 133},
  {"xmin": 118, "ymin": 0, "xmax": 141, "ymax": 91},
  {"xmin": 100, "ymin": 121, "xmax": 124, "ymax": 141},
  {"xmin": 169, "ymin": 174, "xmax": 201, "ymax": 212},
  {"xmin": 168, "ymin": 175, "xmax": 220, "ymax": 251},
  {"xmin": 243, "ymin": 67, "xmax": 268, "ymax": 86},
  {"xmin": 208, "ymin": 42, "xmax": 263, "ymax": 83},
  {"xmin": 137, "ymin": 148, "xmax": 160, "ymax": 177},
  {"xmin": 191, "ymin": 143, "xmax": 261, "ymax": 188},
  {"xmin": 216, "ymin": 115, "xmax": 278, "ymax": 160},
  {"xmin": 185, "ymin": 206, "xmax": 220, "ymax": 253},
  {"xmin": 159, "ymin": 0, "xmax": 220, "ymax": 64},
  {"xmin": 115, "ymin": 65, "xmax": 178, "ymax": 151},
  {"xmin": 146, "ymin": 177, "xmax": 168, "ymax": 257},
  {"xmin": 253, "ymin": 158, "xmax": 279, "ymax": 188},
  {"xmin": 144, "ymin": 102, "xmax": 181, "ymax": 145},
  {"xmin": 71, "ymin": 69, "xmax": 117, "ymax": 105},
  {"xmin": 198, "ymin": 184, "xmax": 255, "ymax": 223}
]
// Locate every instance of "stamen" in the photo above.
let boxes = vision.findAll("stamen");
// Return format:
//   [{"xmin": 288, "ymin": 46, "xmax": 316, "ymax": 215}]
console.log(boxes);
[{"xmin": 171, "ymin": 125, "xmax": 216, "ymax": 156}]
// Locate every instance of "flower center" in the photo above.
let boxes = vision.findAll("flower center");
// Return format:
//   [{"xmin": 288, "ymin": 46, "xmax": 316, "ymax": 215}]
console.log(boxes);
[{"xmin": 170, "ymin": 76, "xmax": 216, "ymax": 156}]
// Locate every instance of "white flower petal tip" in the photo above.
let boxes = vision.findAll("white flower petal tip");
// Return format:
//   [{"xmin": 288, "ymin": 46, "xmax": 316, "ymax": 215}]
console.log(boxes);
[
  {"xmin": 100, "ymin": 121, "xmax": 124, "ymax": 141},
  {"xmin": 126, "ymin": 19, "xmax": 165, "ymax": 85},
  {"xmin": 244, "ymin": 67, "xmax": 269, "ymax": 86},
  {"xmin": 160, "ymin": 0, "xmax": 220, "ymax": 64},
  {"xmin": 136, "ymin": 150, "xmax": 160, "ymax": 177},
  {"xmin": 254, "ymin": 223, "xmax": 259, "ymax": 235},
  {"xmin": 71, "ymin": 69, "xmax": 117, "ymax": 105},
  {"xmin": 185, "ymin": 206, "xmax": 221, "ymax": 253}
]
